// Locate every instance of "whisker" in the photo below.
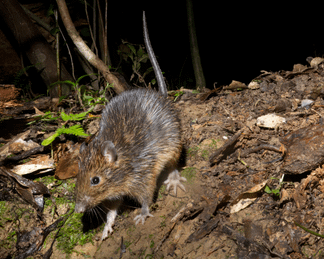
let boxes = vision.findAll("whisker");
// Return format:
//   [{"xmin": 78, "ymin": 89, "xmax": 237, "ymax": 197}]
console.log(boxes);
[{"xmin": 95, "ymin": 206, "xmax": 106, "ymax": 222}]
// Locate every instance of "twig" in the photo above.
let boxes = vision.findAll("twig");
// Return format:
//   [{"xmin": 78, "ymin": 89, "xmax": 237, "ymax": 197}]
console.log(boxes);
[
  {"xmin": 294, "ymin": 221, "xmax": 324, "ymax": 238},
  {"xmin": 154, "ymin": 221, "xmax": 177, "ymax": 253},
  {"xmin": 209, "ymin": 128, "xmax": 245, "ymax": 165}
]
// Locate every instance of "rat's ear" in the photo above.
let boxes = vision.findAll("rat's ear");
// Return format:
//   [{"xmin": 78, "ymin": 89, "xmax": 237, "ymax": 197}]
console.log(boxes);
[{"xmin": 101, "ymin": 140, "xmax": 117, "ymax": 163}]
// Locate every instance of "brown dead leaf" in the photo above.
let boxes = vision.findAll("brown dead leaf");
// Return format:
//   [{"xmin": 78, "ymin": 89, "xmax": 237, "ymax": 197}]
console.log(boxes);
[
  {"xmin": 55, "ymin": 142, "xmax": 81, "ymax": 179},
  {"xmin": 34, "ymin": 106, "xmax": 45, "ymax": 115},
  {"xmin": 0, "ymin": 167, "xmax": 49, "ymax": 217},
  {"xmin": 230, "ymin": 180, "xmax": 268, "ymax": 214}
]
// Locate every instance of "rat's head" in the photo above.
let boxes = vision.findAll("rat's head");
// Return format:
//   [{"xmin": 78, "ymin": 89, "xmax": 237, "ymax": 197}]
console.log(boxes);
[{"xmin": 75, "ymin": 139, "xmax": 124, "ymax": 213}]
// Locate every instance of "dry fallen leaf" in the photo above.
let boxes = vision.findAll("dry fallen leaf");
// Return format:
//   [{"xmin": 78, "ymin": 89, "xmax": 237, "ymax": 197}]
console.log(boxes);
[{"xmin": 230, "ymin": 180, "xmax": 268, "ymax": 214}]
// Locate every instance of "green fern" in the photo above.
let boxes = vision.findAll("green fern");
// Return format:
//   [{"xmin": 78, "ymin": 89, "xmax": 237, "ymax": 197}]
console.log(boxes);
[
  {"xmin": 60, "ymin": 110, "xmax": 90, "ymax": 121},
  {"xmin": 42, "ymin": 125, "xmax": 89, "ymax": 146},
  {"xmin": 57, "ymin": 125, "xmax": 88, "ymax": 136}
]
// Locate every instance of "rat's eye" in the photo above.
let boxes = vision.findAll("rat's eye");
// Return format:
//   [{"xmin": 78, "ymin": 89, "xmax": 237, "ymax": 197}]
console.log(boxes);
[{"xmin": 91, "ymin": 176, "xmax": 100, "ymax": 186}]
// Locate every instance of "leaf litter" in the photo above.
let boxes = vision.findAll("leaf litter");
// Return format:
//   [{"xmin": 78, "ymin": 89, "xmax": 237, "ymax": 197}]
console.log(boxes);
[{"xmin": 2, "ymin": 58, "xmax": 324, "ymax": 257}]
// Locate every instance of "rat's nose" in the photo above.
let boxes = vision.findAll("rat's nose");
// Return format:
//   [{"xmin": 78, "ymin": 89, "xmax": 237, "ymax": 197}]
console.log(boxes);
[{"xmin": 74, "ymin": 201, "xmax": 86, "ymax": 213}]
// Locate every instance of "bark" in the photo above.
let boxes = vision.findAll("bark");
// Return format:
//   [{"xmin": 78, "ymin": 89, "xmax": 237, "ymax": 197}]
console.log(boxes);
[
  {"xmin": 56, "ymin": 0, "xmax": 127, "ymax": 94},
  {"xmin": 186, "ymin": 0, "xmax": 206, "ymax": 90},
  {"xmin": 0, "ymin": 0, "xmax": 73, "ymax": 97}
]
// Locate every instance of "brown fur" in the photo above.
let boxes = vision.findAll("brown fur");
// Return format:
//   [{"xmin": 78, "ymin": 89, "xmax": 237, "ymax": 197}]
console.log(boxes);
[{"xmin": 75, "ymin": 89, "xmax": 181, "ymax": 214}]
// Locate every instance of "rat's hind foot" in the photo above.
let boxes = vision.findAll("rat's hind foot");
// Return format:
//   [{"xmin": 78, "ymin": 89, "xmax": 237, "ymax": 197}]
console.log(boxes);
[
  {"xmin": 134, "ymin": 204, "xmax": 153, "ymax": 225},
  {"xmin": 164, "ymin": 169, "xmax": 186, "ymax": 195}
]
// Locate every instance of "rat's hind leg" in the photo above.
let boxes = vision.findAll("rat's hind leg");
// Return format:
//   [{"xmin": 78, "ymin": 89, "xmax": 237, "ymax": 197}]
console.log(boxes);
[
  {"xmin": 134, "ymin": 201, "xmax": 153, "ymax": 225},
  {"xmin": 164, "ymin": 169, "xmax": 186, "ymax": 195}
]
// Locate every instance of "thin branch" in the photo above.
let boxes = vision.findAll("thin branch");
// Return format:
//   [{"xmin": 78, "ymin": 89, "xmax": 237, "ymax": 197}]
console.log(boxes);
[
  {"xmin": 84, "ymin": 0, "xmax": 98, "ymax": 56},
  {"xmin": 56, "ymin": 0, "xmax": 126, "ymax": 94}
]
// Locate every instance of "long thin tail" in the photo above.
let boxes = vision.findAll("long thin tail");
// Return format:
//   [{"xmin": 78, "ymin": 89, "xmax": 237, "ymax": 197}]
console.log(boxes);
[{"xmin": 143, "ymin": 11, "xmax": 167, "ymax": 97}]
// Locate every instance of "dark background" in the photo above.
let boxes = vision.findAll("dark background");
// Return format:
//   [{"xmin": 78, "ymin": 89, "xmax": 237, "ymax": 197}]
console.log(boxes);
[
  {"xmin": 105, "ymin": 1, "xmax": 323, "ymax": 88},
  {"xmin": 6, "ymin": 1, "xmax": 323, "ymax": 90}
]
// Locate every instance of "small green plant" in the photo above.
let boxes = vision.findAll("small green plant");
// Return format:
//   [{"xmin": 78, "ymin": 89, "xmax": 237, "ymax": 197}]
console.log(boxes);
[
  {"xmin": 150, "ymin": 239, "xmax": 155, "ymax": 248},
  {"xmin": 121, "ymin": 43, "xmax": 164, "ymax": 88},
  {"xmin": 173, "ymin": 91, "xmax": 184, "ymax": 102},
  {"xmin": 28, "ymin": 111, "xmax": 59, "ymax": 125},
  {"xmin": 181, "ymin": 167, "xmax": 197, "ymax": 183},
  {"xmin": 264, "ymin": 185, "xmax": 280, "ymax": 197},
  {"xmin": 49, "ymin": 74, "xmax": 111, "ymax": 108},
  {"xmin": 42, "ymin": 124, "xmax": 88, "ymax": 146},
  {"xmin": 159, "ymin": 215, "xmax": 166, "ymax": 228},
  {"xmin": 41, "ymin": 110, "xmax": 92, "ymax": 146},
  {"xmin": 264, "ymin": 176, "xmax": 286, "ymax": 199}
]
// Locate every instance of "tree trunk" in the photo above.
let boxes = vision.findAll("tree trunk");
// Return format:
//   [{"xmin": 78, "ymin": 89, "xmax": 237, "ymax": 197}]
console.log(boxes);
[
  {"xmin": 56, "ymin": 0, "xmax": 128, "ymax": 95},
  {"xmin": 0, "ymin": 0, "xmax": 73, "ymax": 97},
  {"xmin": 186, "ymin": 0, "xmax": 206, "ymax": 90}
]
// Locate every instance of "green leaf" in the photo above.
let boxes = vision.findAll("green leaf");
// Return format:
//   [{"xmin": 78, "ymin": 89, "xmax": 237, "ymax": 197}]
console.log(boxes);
[
  {"xmin": 128, "ymin": 44, "xmax": 136, "ymax": 55},
  {"xmin": 50, "ymin": 27, "xmax": 60, "ymax": 36},
  {"xmin": 60, "ymin": 111, "xmax": 89, "ymax": 122},
  {"xmin": 272, "ymin": 189, "xmax": 280, "ymax": 196},
  {"xmin": 76, "ymin": 73, "xmax": 97, "ymax": 85},
  {"xmin": 42, "ymin": 132, "xmax": 60, "ymax": 146},
  {"xmin": 138, "ymin": 53, "xmax": 148, "ymax": 63},
  {"xmin": 59, "ymin": 95, "xmax": 67, "ymax": 103},
  {"xmin": 264, "ymin": 185, "xmax": 272, "ymax": 194},
  {"xmin": 60, "ymin": 125, "xmax": 89, "ymax": 137},
  {"xmin": 60, "ymin": 111, "xmax": 70, "ymax": 121},
  {"xmin": 137, "ymin": 47, "xmax": 143, "ymax": 57}
]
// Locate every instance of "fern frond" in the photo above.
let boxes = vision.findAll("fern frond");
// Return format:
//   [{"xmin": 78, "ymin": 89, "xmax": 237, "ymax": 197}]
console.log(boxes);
[
  {"xmin": 41, "ymin": 125, "xmax": 89, "ymax": 146},
  {"xmin": 61, "ymin": 108, "xmax": 93, "ymax": 122},
  {"xmin": 58, "ymin": 125, "xmax": 89, "ymax": 137},
  {"xmin": 41, "ymin": 132, "xmax": 60, "ymax": 146}
]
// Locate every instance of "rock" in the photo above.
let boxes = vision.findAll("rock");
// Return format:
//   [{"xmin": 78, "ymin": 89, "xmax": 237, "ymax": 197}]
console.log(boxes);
[{"xmin": 256, "ymin": 114, "xmax": 286, "ymax": 129}]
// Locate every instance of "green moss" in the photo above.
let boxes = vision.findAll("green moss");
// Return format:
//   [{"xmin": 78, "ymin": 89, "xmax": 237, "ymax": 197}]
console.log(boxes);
[
  {"xmin": 187, "ymin": 146, "xmax": 200, "ymax": 158},
  {"xmin": 158, "ymin": 185, "xmax": 166, "ymax": 199},
  {"xmin": 56, "ymin": 212, "xmax": 97, "ymax": 254},
  {"xmin": 160, "ymin": 215, "xmax": 166, "ymax": 228},
  {"xmin": 181, "ymin": 167, "xmax": 197, "ymax": 183},
  {"xmin": 34, "ymin": 175, "xmax": 59, "ymax": 185},
  {"xmin": 188, "ymin": 139, "xmax": 220, "ymax": 161},
  {"xmin": 0, "ymin": 201, "xmax": 20, "ymax": 249},
  {"xmin": 201, "ymin": 149, "xmax": 209, "ymax": 160}
]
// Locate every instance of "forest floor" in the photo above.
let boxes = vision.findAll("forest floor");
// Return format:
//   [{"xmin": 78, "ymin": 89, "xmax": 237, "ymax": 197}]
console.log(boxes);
[{"xmin": 2, "ymin": 58, "xmax": 324, "ymax": 258}]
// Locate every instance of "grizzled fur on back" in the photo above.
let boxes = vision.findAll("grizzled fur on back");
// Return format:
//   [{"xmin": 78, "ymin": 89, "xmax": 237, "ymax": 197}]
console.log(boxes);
[{"xmin": 76, "ymin": 88, "xmax": 181, "ymax": 211}]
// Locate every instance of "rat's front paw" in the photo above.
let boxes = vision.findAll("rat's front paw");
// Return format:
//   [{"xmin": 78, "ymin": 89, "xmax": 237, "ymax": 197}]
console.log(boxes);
[
  {"xmin": 101, "ymin": 209, "xmax": 117, "ymax": 240},
  {"xmin": 101, "ymin": 223, "xmax": 114, "ymax": 240},
  {"xmin": 164, "ymin": 170, "xmax": 186, "ymax": 195},
  {"xmin": 134, "ymin": 212, "xmax": 153, "ymax": 225}
]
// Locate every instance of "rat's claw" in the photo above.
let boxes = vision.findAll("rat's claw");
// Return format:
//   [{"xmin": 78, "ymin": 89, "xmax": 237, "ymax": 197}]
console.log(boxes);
[
  {"xmin": 164, "ymin": 170, "xmax": 187, "ymax": 195},
  {"xmin": 101, "ymin": 224, "xmax": 113, "ymax": 240},
  {"xmin": 134, "ymin": 212, "xmax": 153, "ymax": 225},
  {"xmin": 101, "ymin": 209, "xmax": 117, "ymax": 240}
]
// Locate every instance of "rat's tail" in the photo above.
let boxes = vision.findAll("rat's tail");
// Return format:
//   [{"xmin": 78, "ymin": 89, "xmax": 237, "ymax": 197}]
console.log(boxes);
[{"xmin": 143, "ymin": 11, "xmax": 167, "ymax": 97}]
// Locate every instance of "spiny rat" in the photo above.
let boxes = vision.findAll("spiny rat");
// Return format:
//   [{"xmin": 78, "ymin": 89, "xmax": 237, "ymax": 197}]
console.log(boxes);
[{"xmin": 75, "ymin": 11, "xmax": 186, "ymax": 240}]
